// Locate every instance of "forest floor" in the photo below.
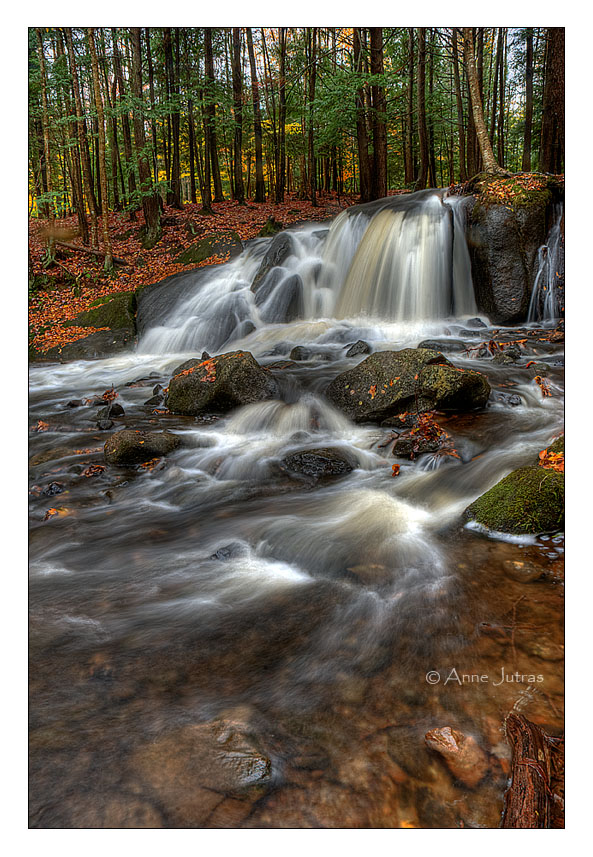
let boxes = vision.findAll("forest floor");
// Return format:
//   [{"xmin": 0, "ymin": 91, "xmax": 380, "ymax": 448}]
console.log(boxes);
[{"xmin": 28, "ymin": 191, "xmax": 361, "ymax": 356}]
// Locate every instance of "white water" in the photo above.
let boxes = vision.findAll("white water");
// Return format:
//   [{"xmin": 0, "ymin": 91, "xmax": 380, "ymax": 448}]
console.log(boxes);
[{"xmin": 527, "ymin": 204, "xmax": 564, "ymax": 323}]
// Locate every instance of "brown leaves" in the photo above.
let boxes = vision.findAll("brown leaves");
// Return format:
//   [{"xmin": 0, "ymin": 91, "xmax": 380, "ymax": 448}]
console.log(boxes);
[
  {"xmin": 31, "ymin": 420, "xmax": 49, "ymax": 432},
  {"xmin": 391, "ymin": 463, "xmax": 400, "ymax": 477},
  {"xmin": 101, "ymin": 387, "xmax": 118, "ymax": 401},
  {"xmin": 534, "ymin": 375, "xmax": 552, "ymax": 397},
  {"xmin": 82, "ymin": 464, "xmax": 106, "ymax": 477}
]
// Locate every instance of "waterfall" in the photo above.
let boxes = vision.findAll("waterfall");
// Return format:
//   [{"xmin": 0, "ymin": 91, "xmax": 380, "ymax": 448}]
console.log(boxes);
[
  {"xmin": 138, "ymin": 190, "xmax": 478, "ymax": 356},
  {"xmin": 527, "ymin": 204, "xmax": 564, "ymax": 323}
]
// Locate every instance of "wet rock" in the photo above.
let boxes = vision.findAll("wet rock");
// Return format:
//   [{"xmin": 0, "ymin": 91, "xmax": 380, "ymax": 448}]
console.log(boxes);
[
  {"xmin": 104, "ymin": 429, "xmax": 182, "ymax": 466},
  {"xmin": 392, "ymin": 433, "xmax": 441, "ymax": 459},
  {"xmin": 289, "ymin": 346, "xmax": 311, "ymax": 361},
  {"xmin": 96, "ymin": 419, "xmax": 114, "ymax": 431},
  {"xmin": 167, "ymin": 350, "xmax": 279, "ymax": 416},
  {"xmin": 465, "ymin": 317, "xmax": 488, "ymax": 329},
  {"xmin": 345, "ymin": 339, "xmax": 371, "ymax": 358},
  {"xmin": 526, "ymin": 361, "xmax": 550, "ymax": 377},
  {"xmin": 257, "ymin": 273, "xmax": 304, "ymax": 324},
  {"xmin": 464, "ymin": 465, "xmax": 564, "ymax": 535},
  {"xmin": 63, "ymin": 291, "xmax": 136, "ymax": 335},
  {"xmin": 251, "ymin": 232, "xmax": 294, "ymax": 292},
  {"xmin": 424, "ymin": 726, "xmax": 489, "ymax": 788},
  {"xmin": 266, "ymin": 360, "xmax": 297, "ymax": 370},
  {"xmin": 143, "ymin": 394, "xmax": 165, "ymax": 408},
  {"xmin": 128, "ymin": 716, "xmax": 271, "ymax": 828},
  {"xmin": 493, "ymin": 392, "xmax": 522, "ymax": 407},
  {"xmin": 281, "ymin": 447, "xmax": 355, "ymax": 480},
  {"xmin": 210, "ymin": 542, "xmax": 249, "ymax": 561},
  {"xmin": 66, "ymin": 399, "xmax": 83, "ymax": 408},
  {"xmin": 325, "ymin": 349, "xmax": 490, "ymax": 424},
  {"xmin": 503, "ymin": 560, "xmax": 545, "ymax": 583},
  {"xmin": 546, "ymin": 435, "xmax": 564, "ymax": 456},
  {"xmin": 97, "ymin": 402, "xmax": 125, "ymax": 419},
  {"xmin": 43, "ymin": 481, "xmax": 63, "ymax": 497},
  {"xmin": 417, "ymin": 338, "xmax": 466, "ymax": 353},
  {"xmin": 40, "ymin": 329, "xmax": 135, "ymax": 362}
]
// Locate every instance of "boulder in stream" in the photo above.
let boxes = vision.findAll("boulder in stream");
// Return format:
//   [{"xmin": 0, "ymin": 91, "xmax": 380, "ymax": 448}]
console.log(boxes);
[
  {"xmin": 104, "ymin": 429, "xmax": 182, "ymax": 466},
  {"xmin": 281, "ymin": 447, "xmax": 356, "ymax": 480},
  {"xmin": 325, "ymin": 348, "xmax": 490, "ymax": 423},
  {"xmin": 166, "ymin": 350, "xmax": 279, "ymax": 416},
  {"xmin": 464, "ymin": 465, "xmax": 564, "ymax": 535},
  {"xmin": 425, "ymin": 726, "xmax": 489, "ymax": 789}
]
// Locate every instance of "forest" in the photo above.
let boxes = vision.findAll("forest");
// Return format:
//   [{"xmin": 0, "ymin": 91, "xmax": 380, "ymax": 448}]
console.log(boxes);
[{"xmin": 28, "ymin": 26, "xmax": 565, "ymax": 832}]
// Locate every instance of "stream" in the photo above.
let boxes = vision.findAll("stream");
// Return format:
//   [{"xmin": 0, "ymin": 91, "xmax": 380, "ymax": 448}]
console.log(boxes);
[{"xmin": 28, "ymin": 190, "xmax": 564, "ymax": 828}]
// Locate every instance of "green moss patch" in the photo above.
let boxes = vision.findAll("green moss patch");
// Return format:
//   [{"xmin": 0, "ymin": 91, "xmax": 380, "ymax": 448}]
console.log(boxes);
[
  {"xmin": 464, "ymin": 465, "xmax": 564, "ymax": 535},
  {"xmin": 64, "ymin": 291, "xmax": 136, "ymax": 332}
]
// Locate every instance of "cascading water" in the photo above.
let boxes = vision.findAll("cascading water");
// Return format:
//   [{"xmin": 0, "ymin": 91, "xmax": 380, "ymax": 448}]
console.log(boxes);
[
  {"xmin": 139, "ymin": 189, "xmax": 477, "ymax": 358},
  {"xmin": 28, "ymin": 189, "xmax": 564, "ymax": 829},
  {"xmin": 527, "ymin": 203, "xmax": 565, "ymax": 323}
]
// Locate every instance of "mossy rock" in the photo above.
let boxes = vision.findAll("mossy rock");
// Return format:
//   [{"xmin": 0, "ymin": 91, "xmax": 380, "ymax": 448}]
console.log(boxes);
[
  {"xmin": 174, "ymin": 230, "xmax": 243, "ymax": 265},
  {"xmin": 464, "ymin": 465, "xmax": 564, "ymax": 535},
  {"xmin": 325, "ymin": 349, "xmax": 490, "ymax": 424},
  {"xmin": 546, "ymin": 435, "xmax": 564, "ymax": 456},
  {"xmin": 258, "ymin": 217, "xmax": 283, "ymax": 237},
  {"xmin": 64, "ymin": 291, "xmax": 136, "ymax": 333},
  {"xmin": 104, "ymin": 429, "xmax": 182, "ymax": 466}
]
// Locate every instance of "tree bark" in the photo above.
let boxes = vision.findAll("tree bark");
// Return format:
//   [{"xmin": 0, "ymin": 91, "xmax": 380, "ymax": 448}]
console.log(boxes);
[
  {"xmin": 308, "ymin": 27, "xmax": 318, "ymax": 205},
  {"xmin": 522, "ymin": 28, "xmax": 534, "ymax": 172},
  {"xmin": 112, "ymin": 28, "xmax": 137, "ymax": 217},
  {"xmin": 404, "ymin": 29, "xmax": 414, "ymax": 185},
  {"xmin": 415, "ymin": 28, "xmax": 429, "ymax": 190},
  {"xmin": 539, "ymin": 28, "xmax": 564, "ymax": 174},
  {"xmin": 129, "ymin": 27, "xmax": 162, "ymax": 248},
  {"xmin": 204, "ymin": 29, "xmax": 224, "ymax": 201},
  {"xmin": 353, "ymin": 27, "xmax": 372, "ymax": 201},
  {"xmin": 370, "ymin": 27, "xmax": 387, "ymax": 198},
  {"xmin": 451, "ymin": 29, "xmax": 467, "ymax": 182},
  {"xmin": 501, "ymin": 713, "xmax": 559, "ymax": 828},
  {"xmin": 87, "ymin": 28, "xmax": 113, "ymax": 270},
  {"xmin": 462, "ymin": 28, "xmax": 506, "ymax": 175},
  {"xmin": 246, "ymin": 28, "xmax": 266, "ymax": 202},
  {"xmin": 35, "ymin": 28, "xmax": 55, "ymax": 259},
  {"xmin": 275, "ymin": 27, "xmax": 287, "ymax": 203},
  {"xmin": 231, "ymin": 28, "xmax": 246, "ymax": 204}
]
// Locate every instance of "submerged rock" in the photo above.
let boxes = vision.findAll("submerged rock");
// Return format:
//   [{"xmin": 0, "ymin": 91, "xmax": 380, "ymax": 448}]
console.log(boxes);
[
  {"xmin": 104, "ymin": 429, "xmax": 182, "ymax": 466},
  {"xmin": 345, "ymin": 340, "xmax": 371, "ymax": 358},
  {"xmin": 325, "ymin": 348, "xmax": 490, "ymax": 423},
  {"xmin": 251, "ymin": 232, "xmax": 294, "ymax": 292},
  {"xmin": 281, "ymin": 447, "xmax": 355, "ymax": 480},
  {"xmin": 166, "ymin": 350, "xmax": 279, "ymax": 416},
  {"xmin": 41, "ymin": 329, "xmax": 135, "ymax": 362},
  {"xmin": 464, "ymin": 465, "xmax": 564, "ymax": 535},
  {"xmin": 289, "ymin": 346, "xmax": 311, "ymax": 361},
  {"xmin": 417, "ymin": 338, "xmax": 466, "ymax": 354},
  {"xmin": 425, "ymin": 726, "xmax": 489, "ymax": 789}
]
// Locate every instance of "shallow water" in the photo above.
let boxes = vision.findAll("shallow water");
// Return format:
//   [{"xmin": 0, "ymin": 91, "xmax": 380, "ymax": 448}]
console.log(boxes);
[{"xmin": 29, "ymin": 196, "xmax": 564, "ymax": 828}]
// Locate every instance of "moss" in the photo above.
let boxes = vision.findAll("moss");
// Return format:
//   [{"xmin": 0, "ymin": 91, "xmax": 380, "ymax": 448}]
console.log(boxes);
[
  {"xmin": 174, "ymin": 231, "xmax": 242, "ymax": 264},
  {"xmin": 464, "ymin": 465, "xmax": 564, "ymax": 535},
  {"xmin": 470, "ymin": 173, "xmax": 554, "ymax": 211},
  {"xmin": 546, "ymin": 435, "xmax": 564, "ymax": 456},
  {"xmin": 64, "ymin": 291, "xmax": 136, "ymax": 332}
]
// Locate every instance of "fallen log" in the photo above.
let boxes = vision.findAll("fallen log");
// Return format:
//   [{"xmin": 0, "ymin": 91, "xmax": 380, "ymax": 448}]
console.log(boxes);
[
  {"xmin": 501, "ymin": 712, "xmax": 563, "ymax": 828},
  {"xmin": 55, "ymin": 240, "xmax": 130, "ymax": 267}
]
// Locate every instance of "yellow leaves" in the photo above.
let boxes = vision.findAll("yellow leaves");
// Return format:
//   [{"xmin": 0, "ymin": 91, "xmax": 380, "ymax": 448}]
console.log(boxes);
[
  {"xmin": 43, "ymin": 507, "xmax": 70, "ymax": 521},
  {"xmin": 101, "ymin": 387, "xmax": 118, "ymax": 401},
  {"xmin": 539, "ymin": 448, "xmax": 564, "ymax": 472},
  {"xmin": 32, "ymin": 420, "xmax": 49, "ymax": 432}
]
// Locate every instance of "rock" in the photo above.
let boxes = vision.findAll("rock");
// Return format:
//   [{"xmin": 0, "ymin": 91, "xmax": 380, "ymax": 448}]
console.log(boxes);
[
  {"xmin": 345, "ymin": 340, "xmax": 371, "ymax": 358},
  {"xmin": 43, "ymin": 481, "xmax": 63, "ymax": 496},
  {"xmin": 493, "ymin": 392, "xmax": 522, "ymax": 407},
  {"xmin": 464, "ymin": 465, "xmax": 564, "ymax": 535},
  {"xmin": 97, "ymin": 402, "xmax": 125, "ymax": 419},
  {"xmin": 210, "ymin": 542, "xmax": 249, "ymax": 561},
  {"xmin": 526, "ymin": 361, "xmax": 550, "ymax": 377},
  {"xmin": 258, "ymin": 216, "xmax": 283, "ymax": 237},
  {"xmin": 503, "ymin": 560, "xmax": 545, "ymax": 583},
  {"xmin": 281, "ymin": 447, "xmax": 355, "ymax": 480},
  {"xmin": 424, "ymin": 726, "xmax": 489, "ymax": 788},
  {"xmin": 174, "ymin": 230, "xmax": 243, "ymax": 265},
  {"xmin": 392, "ymin": 433, "xmax": 441, "ymax": 459},
  {"xmin": 66, "ymin": 399, "xmax": 83, "ymax": 408},
  {"xmin": 41, "ymin": 329, "xmax": 135, "ymax": 362},
  {"xmin": 143, "ymin": 394, "xmax": 165, "ymax": 408},
  {"xmin": 417, "ymin": 339, "xmax": 466, "ymax": 353},
  {"xmin": 465, "ymin": 317, "xmax": 488, "ymax": 329},
  {"xmin": 63, "ymin": 291, "xmax": 136, "ymax": 334},
  {"xmin": 251, "ymin": 232, "xmax": 294, "ymax": 292},
  {"xmin": 289, "ymin": 346, "xmax": 311, "ymax": 361},
  {"xmin": 128, "ymin": 716, "xmax": 271, "ymax": 828},
  {"xmin": 96, "ymin": 419, "xmax": 114, "ymax": 431},
  {"xmin": 325, "ymin": 349, "xmax": 490, "ymax": 424},
  {"xmin": 546, "ymin": 435, "xmax": 564, "ymax": 456},
  {"xmin": 166, "ymin": 350, "xmax": 279, "ymax": 416},
  {"xmin": 256, "ymin": 273, "xmax": 304, "ymax": 323},
  {"xmin": 135, "ymin": 267, "xmax": 215, "ymax": 336},
  {"xmin": 104, "ymin": 429, "xmax": 182, "ymax": 466},
  {"xmin": 463, "ymin": 175, "xmax": 559, "ymax": 323}
]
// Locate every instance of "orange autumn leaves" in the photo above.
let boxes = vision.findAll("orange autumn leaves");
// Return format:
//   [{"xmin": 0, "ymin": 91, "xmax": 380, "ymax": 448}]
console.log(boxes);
[{"xmin": 539, "ymin": 445, "xmax": 564, "ymax": 473}]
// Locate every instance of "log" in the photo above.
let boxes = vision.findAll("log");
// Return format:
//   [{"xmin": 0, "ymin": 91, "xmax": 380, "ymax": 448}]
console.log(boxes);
[
  {"xmin": 501, "ymin": 712, "xmax": 561, "ymax": 828},
  {"xmin": 55, "ymin": 240, "xmax": 130, "ymax": 267}
]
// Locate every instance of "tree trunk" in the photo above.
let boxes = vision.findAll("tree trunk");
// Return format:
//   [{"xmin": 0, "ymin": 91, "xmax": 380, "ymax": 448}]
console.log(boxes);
[
  {"xmin": 462, "ymin": 28, "xmax": 506, "ymax": 175},
  {"xmin": 35, "ymin": 28, "xmax": 55, "ymax": 259},
  {"xmin": 246, "ymin": 28, "xmax": 266, "ymax": 202},
  {"xmin": 87, "ymin": 27, "xmax": 113, "ymax": 270},
  {"xmin": 112, "ymin": 28, "xmax": 138, "ymax": 217},
  {"xmin": 370, "ymin": 27, "xmax": 388, "ymax": 198},
  {"xmin": 353, "ymin": 27, "xmax": 372, "ymax": 201},
  {"xmin": 404, "ymin": 28, "xmax": 415, "ymax": 185},
  {"xmin": 427, "ymin": 28, "xmax": 437, "ymax": 188},
  {"xmin": 129, "ymin": 27, "xmax": 162, "ymax": 248},
  {"xmin": 275, "ymin": 27, "xmax": 287, "ymax": 203},
  {"xmin": 497, "ymin": 28, "xmax": 507, "ymax": 169},
  {"xmin": 204, "ymin": 29, "xmax": 224, "ymax": 201},
  {"xmin": 164, "ymin": 28, "xmax": 182, "ymax": 208},
  {"xmin": 522, "ymin": 28, "xmax": 534, "ymax": 172},
  {"xmin": 308, "ymin": 27, "xmax": 318, "ymax": 205},
  {"xmin": 539, "ymin": 28, "xmax": 564, "ymax": 174},
  {"xmin": 231, "ymin": 28, "xmax": 246, "ymax": 204},
  {"xmin": 415, "ymin": 28, "xmax": 429, "ymax": 190},
  {"xmin": 451, "ymin": 29, "xmax": 467, "ymax": 182}
]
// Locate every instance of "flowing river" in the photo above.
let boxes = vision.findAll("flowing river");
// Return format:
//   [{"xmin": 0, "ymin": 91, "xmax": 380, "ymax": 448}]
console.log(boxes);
[{"xmin": 29, "ymin": 190, "xmax": 564, "ymax": 828}]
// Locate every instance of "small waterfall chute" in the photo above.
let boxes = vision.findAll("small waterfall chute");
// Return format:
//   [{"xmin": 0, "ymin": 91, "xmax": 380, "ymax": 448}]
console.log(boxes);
[{"xmin": 527, "ymin": 204, "xmax": 565, "ymax": 323}]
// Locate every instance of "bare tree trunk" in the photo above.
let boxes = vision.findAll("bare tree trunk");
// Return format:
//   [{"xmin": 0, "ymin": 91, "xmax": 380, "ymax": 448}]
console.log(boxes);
[
  {"xmin": 275, "ymin": 27, "xmax": 287, "ymax": 203},
  {"xmin": 539, "ymin": 28, "xmax": 564, "ymax": 174},
  {"xmin": 353, "ymin": 27, "xmax": 372, "ymax": 201},
  {"xmin": 370, "ymin": 27, "xmax": 387, "ymax": 198},
  {"xmin": 522, "ymin": 28, "xmax": 534, "ymax": 171},
  {"xmin": 204, "ymin": 28, "xmax": 224, "ymax": 201},
  {"xmin": 415, "ymin": 28, "xmax": 429, "ymax": 190},
  {"xmin": 87, "ymin": 28, "xmax": 113, "ymax": 270},
  {"xmin": 462, "ymin": 28, "xmax": 507, "ymax": 175},
  {"xmin": 231, "ymin": 27, "xmax": 246, "ymax": 204},
  {"xmin": 404, "ymin": 28, "xmax": 414, "ymax": 185},
  {"xmin": 246, "ymin": 28, "xmax": 266, "ymax": 202},
  {"xmin": 112, "ymin": 28, "xmax": 137, "ymax": 218},
  {"xmin": 451, "ymin": 29, "xmax": 467, "ymax": 182},
  {"xmin": 308, "ymin": 27, "xmax": 318, "ymax": 205},
  {"xmin": 35, "ymin": 28, "xmax": 55, "ymax": 259},
  {"xmin": 129, "ymin": 27, "xmax": 162, "ymax": 248}
]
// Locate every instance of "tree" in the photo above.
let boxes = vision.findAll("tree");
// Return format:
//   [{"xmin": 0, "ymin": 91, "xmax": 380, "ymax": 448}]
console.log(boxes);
[
  {"xmin": 415, "ymin": 28, "xmax": 429, "ymax": 189},
  {"xmin": 35, "ymin": 28, "xmax": 55, "ymax": 259},
  {"xmin": 129, "ymin": 27, "xmax": 162, "ymax": 248},
  {"xmin": 353, "ymin": 27, "xmax": 372, "ymax": 201},
  {"xmin": 522, "ymin": 28, "xmax": 534, "ymax": 171},
  {"xmin": 370, "ymin": 27, "xmax": 387, "ymax": 198},
  {"xmin": 246, "ymin": 28, "xmax": 266, "ymax": 202},
  {"xmin": 462, "ymin": 27, "xmax": 507, "ymax": 175},
  {"xmin": 87, "ymin": 27, "xmax": 113, "ymax": 270},
  {"xmin": 231, "ymin": 27, "xmax": 246, "ymax": 204},
  {"xmin": 539, "ymin": 27, "xmax": 564, "ymax": 174}
]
